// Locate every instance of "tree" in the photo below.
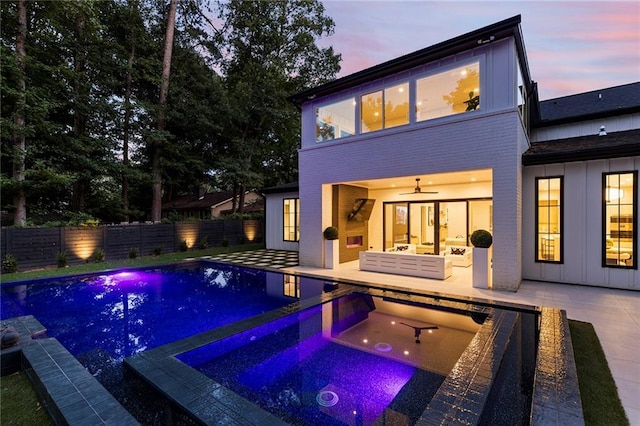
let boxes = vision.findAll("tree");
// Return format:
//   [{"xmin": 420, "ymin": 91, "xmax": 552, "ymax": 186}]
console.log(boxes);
[
  {"xmin": 12, "ymin": 0, "xmax": 27, "ymax": 226},
  {"xmin": 214, "ymin": 0, "xmax": 341, "ymax": 199}
]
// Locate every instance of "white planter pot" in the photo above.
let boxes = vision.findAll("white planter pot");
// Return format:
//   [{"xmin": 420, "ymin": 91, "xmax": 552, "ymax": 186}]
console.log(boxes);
[
  {"xmin": 325, "ymin": 239, "xmax": 339, "ymax": 269},
  {"xmin": 472, "ymin": 247, "xmax": 492, "ymax": 289}
]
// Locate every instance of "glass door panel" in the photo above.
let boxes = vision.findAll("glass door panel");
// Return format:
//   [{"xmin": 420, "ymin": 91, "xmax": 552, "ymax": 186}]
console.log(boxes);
[
  {"xmin": 409, "ymin": 203, "xmax": 436, "ymax": 254},
  {"xmin": 384, "ymin": 202, "xmax": 408, "ymax": 251}
]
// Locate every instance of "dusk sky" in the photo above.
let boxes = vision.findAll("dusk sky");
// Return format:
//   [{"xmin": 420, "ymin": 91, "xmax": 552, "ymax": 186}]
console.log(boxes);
[{"xmin": 319, "ymin": 1, "xmax": 640, "ymax": 100}]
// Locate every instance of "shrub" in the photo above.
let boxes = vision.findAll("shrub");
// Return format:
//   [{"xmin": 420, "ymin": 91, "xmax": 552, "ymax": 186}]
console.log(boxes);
[
  {"xmin": 152, "ymin": 246, "xmax": 163, "ymax": 256},
  {"xmin": 92, "ymin": 248, "xmax": 105, "ymax": 263},
  {"xmin": 323, "ymin": 226, "xmax": 339, "ymax": 240},
  {"xmin": 1, "ymin": 253, "xmax": 18, "ymax": 274},
  {"xmin": 128, "ymin": 247, "xmax": 139, "ymax": 259},
  {"xmin": 220, "ymin": 239, "xmax": 229, "ymax": 247},
  {"xmin": 470, "ymin": 229, "xmax": 493, "ymax": 248},
  {"xmin": 179, "ymin": 239, "xmax": 189, "ymax": 252},
  {"xmin": 56, "ymin": 251, "xmax": 68, "ymax": 268},
  {"xmin": 198, "ymin": 237, "xmax": 209, "ymax": 250}
]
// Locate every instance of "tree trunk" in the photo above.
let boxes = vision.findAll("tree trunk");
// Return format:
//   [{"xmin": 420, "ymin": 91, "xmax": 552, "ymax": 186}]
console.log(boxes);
[
  {"xmin": 12, "ymin": 0, "xmax": 27, "ymax": 226},
  {"xmin": 238, "ymin": 182, "xmax": 246, "ymax": 214},
  {"xmin": 72, "ymin": 17, "xmax": 88, "ymax": 212},
  {"xmin": 122, "ymin": 41, "xmax": 135, "ymax": 222},
  {"xmin": 151, "ymin": 0, "xmax": 177, "ymax": 222}
]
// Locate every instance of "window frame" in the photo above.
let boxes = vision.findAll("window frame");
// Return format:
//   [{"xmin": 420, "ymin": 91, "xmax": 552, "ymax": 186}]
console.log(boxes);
[
  {"xmin": 602, "ymin": 171, "xmax": 637, "ymax": 269},
  {"xmin": 415, "ymin": 58, "xmax": 483, "ymax": 123},
  {"xmin": 283, "ymin": 198, "xmax": 300, "ymax": 242},
  {"xmin": 360, "ymin": 82, "xmax": 409, "ymax": 134},
  {"xmin": 535, "ymin": 176, "xmax": 564, "ymax": 264}
]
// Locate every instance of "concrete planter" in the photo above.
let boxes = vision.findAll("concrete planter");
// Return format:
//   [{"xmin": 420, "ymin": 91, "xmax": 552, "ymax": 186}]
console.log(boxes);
[
  {"xmin": 324, "ymin": 239, "xmax": 339, "ymax": 269},
  {"xmin": 472, "ymin": 247, "xmax": 492, "ymax": 289}
]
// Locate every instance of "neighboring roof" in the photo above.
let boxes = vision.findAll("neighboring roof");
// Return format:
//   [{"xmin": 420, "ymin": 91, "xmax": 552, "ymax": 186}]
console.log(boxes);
[
  {"xmin": 534, "ymin": 82, "xmax": 640, "ymax": 128},
  {"xmin": 162, "ymin": 190, "xmax": 260, "ymax": 210},
  {"xmin": 262, "ymin": 181, "xmax": 299, "ymax": 194},
  {"xmin": 522, "ymin": 128, "xmax": 640, "ymax": 166},
  {"xmin": 289, "ymin": 15, "xmax": 533, "ymax": 107}
]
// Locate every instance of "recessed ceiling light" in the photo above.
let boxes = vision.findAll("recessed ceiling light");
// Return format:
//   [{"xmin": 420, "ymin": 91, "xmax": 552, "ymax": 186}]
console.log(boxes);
[
  {"xmin": 427, "ymin": 181, "xmax": 433, "ymax": 185},
  {"xmin": 471, "ymin": 177, "xmax": 477, "ymax": 182}
]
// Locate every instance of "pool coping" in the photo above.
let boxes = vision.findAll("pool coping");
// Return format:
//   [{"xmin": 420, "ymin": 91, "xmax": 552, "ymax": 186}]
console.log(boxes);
[
  {"xmin": 1, "ymin": 315, "xmax": 140, "ymax": 425},
  {"xmin": 123, "ymin": 273, "xmax": 582, "ymax": 425}
]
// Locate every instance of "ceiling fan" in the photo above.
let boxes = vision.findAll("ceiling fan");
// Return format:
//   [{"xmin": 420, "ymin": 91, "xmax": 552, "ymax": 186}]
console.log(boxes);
[{"xmin": 400, "ymin": 178, "xmax": 438, "ymax": 195}]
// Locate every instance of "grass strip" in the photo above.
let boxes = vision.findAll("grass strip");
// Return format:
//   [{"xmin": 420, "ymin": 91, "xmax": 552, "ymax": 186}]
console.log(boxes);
[
  {"xmin": 0, "ymin": 243, "xmax": 265, "ymax": 284},
  {"xmin": 569, "ymin": 319, "xmax": 629, "ymax": 426},
  {"xmin": 0, "ymin": 371, "xmax": 53, "ymax": 425}
]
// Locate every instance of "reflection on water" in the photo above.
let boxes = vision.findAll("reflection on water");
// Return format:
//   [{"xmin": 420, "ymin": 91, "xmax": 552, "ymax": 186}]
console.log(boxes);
[
  {"xmin": 181, "ymin": 293, "xmax": 484, "ymax": 425},
  {"xmin": 0, "ymin": 264, "xmax": 304, "ymax": 361}
]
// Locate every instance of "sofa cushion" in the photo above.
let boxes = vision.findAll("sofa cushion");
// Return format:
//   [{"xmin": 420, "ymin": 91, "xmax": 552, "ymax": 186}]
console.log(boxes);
[{"xmin": 451, "ymin": 247, "xmax": 466, "ymax": 255}]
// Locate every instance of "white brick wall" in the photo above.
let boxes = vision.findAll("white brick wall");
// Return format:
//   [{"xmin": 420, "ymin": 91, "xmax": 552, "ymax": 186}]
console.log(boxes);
[{"xmin": 299, "ymin": 110, "xmax": 525, "ymax": 289}]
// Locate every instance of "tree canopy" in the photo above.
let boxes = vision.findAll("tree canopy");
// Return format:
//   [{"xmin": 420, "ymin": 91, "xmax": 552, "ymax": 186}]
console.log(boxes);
[{"xmin": 0, "ymin": 0, "xmax": 340, "ymax": 226}]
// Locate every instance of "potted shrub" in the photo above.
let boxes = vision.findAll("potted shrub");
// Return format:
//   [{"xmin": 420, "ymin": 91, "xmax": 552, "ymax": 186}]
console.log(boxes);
[
  {"xmin": 323, "ymin": 226, "xmax": 339, "ymax": 269},
  {"xmin": 470, "ymin": 229, "xmax": 492, "ymax": 289}
]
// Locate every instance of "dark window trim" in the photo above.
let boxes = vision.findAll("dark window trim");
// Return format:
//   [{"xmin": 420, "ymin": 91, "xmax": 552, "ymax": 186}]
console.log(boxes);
[
  {"xmin": 283, "ymin": 198, "xmax": 299, "ymax": 242},
  {"xmin": 535, "ymin": 176, "xmax": 564, "ymax": 264},
  {"xmin": 601, "ymin": 171, "xmax": 637, "ymax": 269}
]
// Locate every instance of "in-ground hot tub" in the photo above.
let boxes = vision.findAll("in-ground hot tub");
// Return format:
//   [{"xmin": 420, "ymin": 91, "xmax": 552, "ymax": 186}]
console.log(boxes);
[{"xmin": 126, "ymin": 281, "xmax": 543, "ymax": 425}]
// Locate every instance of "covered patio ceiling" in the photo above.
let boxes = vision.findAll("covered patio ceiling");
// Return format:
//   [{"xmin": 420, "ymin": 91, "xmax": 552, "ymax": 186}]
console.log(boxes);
[{"xmin": 340, "ymin": 169, "xmax": 493, "ymax": 191}]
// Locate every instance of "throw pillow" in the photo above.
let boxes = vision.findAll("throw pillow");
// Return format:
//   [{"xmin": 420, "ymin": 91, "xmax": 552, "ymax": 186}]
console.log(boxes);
[
  {"xmin": 451, "ymin": 247, "xmax": 466, "ymax": 255},
  {"xmin": 396, "ymin": 245, "xmax": 408, "ymax": 251}
]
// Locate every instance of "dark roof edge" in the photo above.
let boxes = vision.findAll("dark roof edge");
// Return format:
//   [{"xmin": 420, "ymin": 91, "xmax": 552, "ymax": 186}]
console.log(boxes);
[
  {"xmin": 522, "ymin": 145, "xmax": 640, "ymax": 166},
  {"xmin": 262, "ymin": 182, "xmax": 299, "ymax": 194},
  {"xmin": 533, "ymin": 106, "xmax": 640, "ymax": 128},
  {"xmin": 289, "ymin": 15, "xmax": 526, "ymax": 106}
]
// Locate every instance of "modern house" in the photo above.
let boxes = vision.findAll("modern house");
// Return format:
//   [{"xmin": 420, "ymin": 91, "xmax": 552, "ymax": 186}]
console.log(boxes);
[
  {"xmin": 265, "ymin": 15, "xmax": 639, "ymax": 291},
  {"xmin": 161, "ymin": 190, "xmax": 263, "ymax": 220}
]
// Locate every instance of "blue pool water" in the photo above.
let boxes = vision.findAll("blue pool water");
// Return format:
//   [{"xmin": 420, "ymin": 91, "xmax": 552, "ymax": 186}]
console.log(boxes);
[
  {"xmin": 1, "ymin": 263, "xmax": 297, "ymax": 361},
  {"xmin": 179, "ymin": 293, "xmax": 477, "ymax": 425}
]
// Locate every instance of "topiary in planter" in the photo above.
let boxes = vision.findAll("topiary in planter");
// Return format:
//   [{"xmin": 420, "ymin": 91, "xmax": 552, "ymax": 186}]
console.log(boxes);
[
  {"xmin": 323, "ymin": 226, "xmax": 338, "ymax": 240},
  {"xmin": 470, "ymin": 229, "xmax": 493, "ymax": 248}
]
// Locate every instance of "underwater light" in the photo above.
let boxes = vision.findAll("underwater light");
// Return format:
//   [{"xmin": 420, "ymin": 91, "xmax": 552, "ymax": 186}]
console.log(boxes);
[
  {"xmin": 316, "ymin": 390, "xmax": 339, "ymax": 407},
  {"xmin": 375, "ymin": 342, "xmax": 392, "ymax": 352}
]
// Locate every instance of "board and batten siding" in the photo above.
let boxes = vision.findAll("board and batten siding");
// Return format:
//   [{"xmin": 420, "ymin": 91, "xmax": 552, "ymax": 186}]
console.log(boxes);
[
  {"xmin": 522, "ymin": 157, "xmax": 640, "ymax": 290},
  {"xmin": 265, "ymin": 191, "xmax": 299, "ymax": 252}
]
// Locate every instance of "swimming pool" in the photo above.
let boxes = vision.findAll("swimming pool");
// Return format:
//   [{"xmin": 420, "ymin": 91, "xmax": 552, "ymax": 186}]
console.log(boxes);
[
  {"xmin": 2, "ymin": 261, "xmax": 552, "ymax": 424},
  {"xmin": 178, "ymin": 293, "xmax": 483, "ymax": 425},
  {"xmin": 1, "ymin": 263, "xmax": 299, "ymax": 361},
  {"xmin": 1, "ymin": 262, "xmax": 312, "ymax": 423}
]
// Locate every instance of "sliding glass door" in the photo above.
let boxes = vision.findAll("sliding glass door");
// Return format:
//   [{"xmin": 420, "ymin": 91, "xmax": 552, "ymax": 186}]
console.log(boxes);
[{"xmin": 383, "ymin": 199, "xmax": 491, "ymax": 253}]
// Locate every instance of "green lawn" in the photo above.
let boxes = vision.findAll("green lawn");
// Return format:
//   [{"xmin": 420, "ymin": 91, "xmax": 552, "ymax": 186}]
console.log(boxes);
[{"xmin": 569, "ymin": 320, "xmax": 629, "ymax": 425}]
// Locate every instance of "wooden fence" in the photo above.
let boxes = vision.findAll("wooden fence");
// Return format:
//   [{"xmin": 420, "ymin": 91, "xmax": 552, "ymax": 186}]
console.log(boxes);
[{"xmin": 0, "ymin": 220, "xmax": 263, "ymax": 272}]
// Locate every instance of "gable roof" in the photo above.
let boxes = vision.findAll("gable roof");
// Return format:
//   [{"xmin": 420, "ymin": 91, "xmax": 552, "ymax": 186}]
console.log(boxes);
[
  {"xmin": 535, "ymin": 82, "xmax": 640, "ymax": 128},
  {"xmin": 522, "ymin": 128, "xmax": 640, "ymax": 166},
  {"xmin": 289, "ymin": 15, "xmax": 533, "ymax": 107}
]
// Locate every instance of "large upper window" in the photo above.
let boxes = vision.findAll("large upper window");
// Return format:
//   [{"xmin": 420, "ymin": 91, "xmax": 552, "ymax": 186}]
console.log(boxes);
[
  {"xmin": 536, "ymin": 177, "xmax": 562, "ymax": 263},
  {"xmin": 283, "ymin": 198, "xmax": 300, "ymax": 242},
  {"xmin": 416, "ymin": 62, "xmax": 480, "ymax": 122},
  {"xmin": 603, "ymin": 172, "xmax": 637, "ymax": 268},
  {"xmin": 316, "ymin": 98, "xmax": 355, "ymax": 142},
  {"xmin": 360, "ymin": 82, "xmax": 409, "ymax": 133}
]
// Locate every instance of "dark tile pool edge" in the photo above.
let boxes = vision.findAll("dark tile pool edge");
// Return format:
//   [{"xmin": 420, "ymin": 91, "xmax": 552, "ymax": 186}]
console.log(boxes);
[
  {"xmin": 530, "ymin": 307, "xmax": 584, "ymax": 425},
  {"xmin": 1, "ymin": 316, "xmax": 139, "ymax": 426}
]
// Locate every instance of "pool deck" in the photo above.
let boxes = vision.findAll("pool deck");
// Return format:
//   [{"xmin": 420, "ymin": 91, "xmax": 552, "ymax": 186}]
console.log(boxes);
[{"xmin": 282, "ymin": 259, "xmax": 640, "ymax": 425}]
